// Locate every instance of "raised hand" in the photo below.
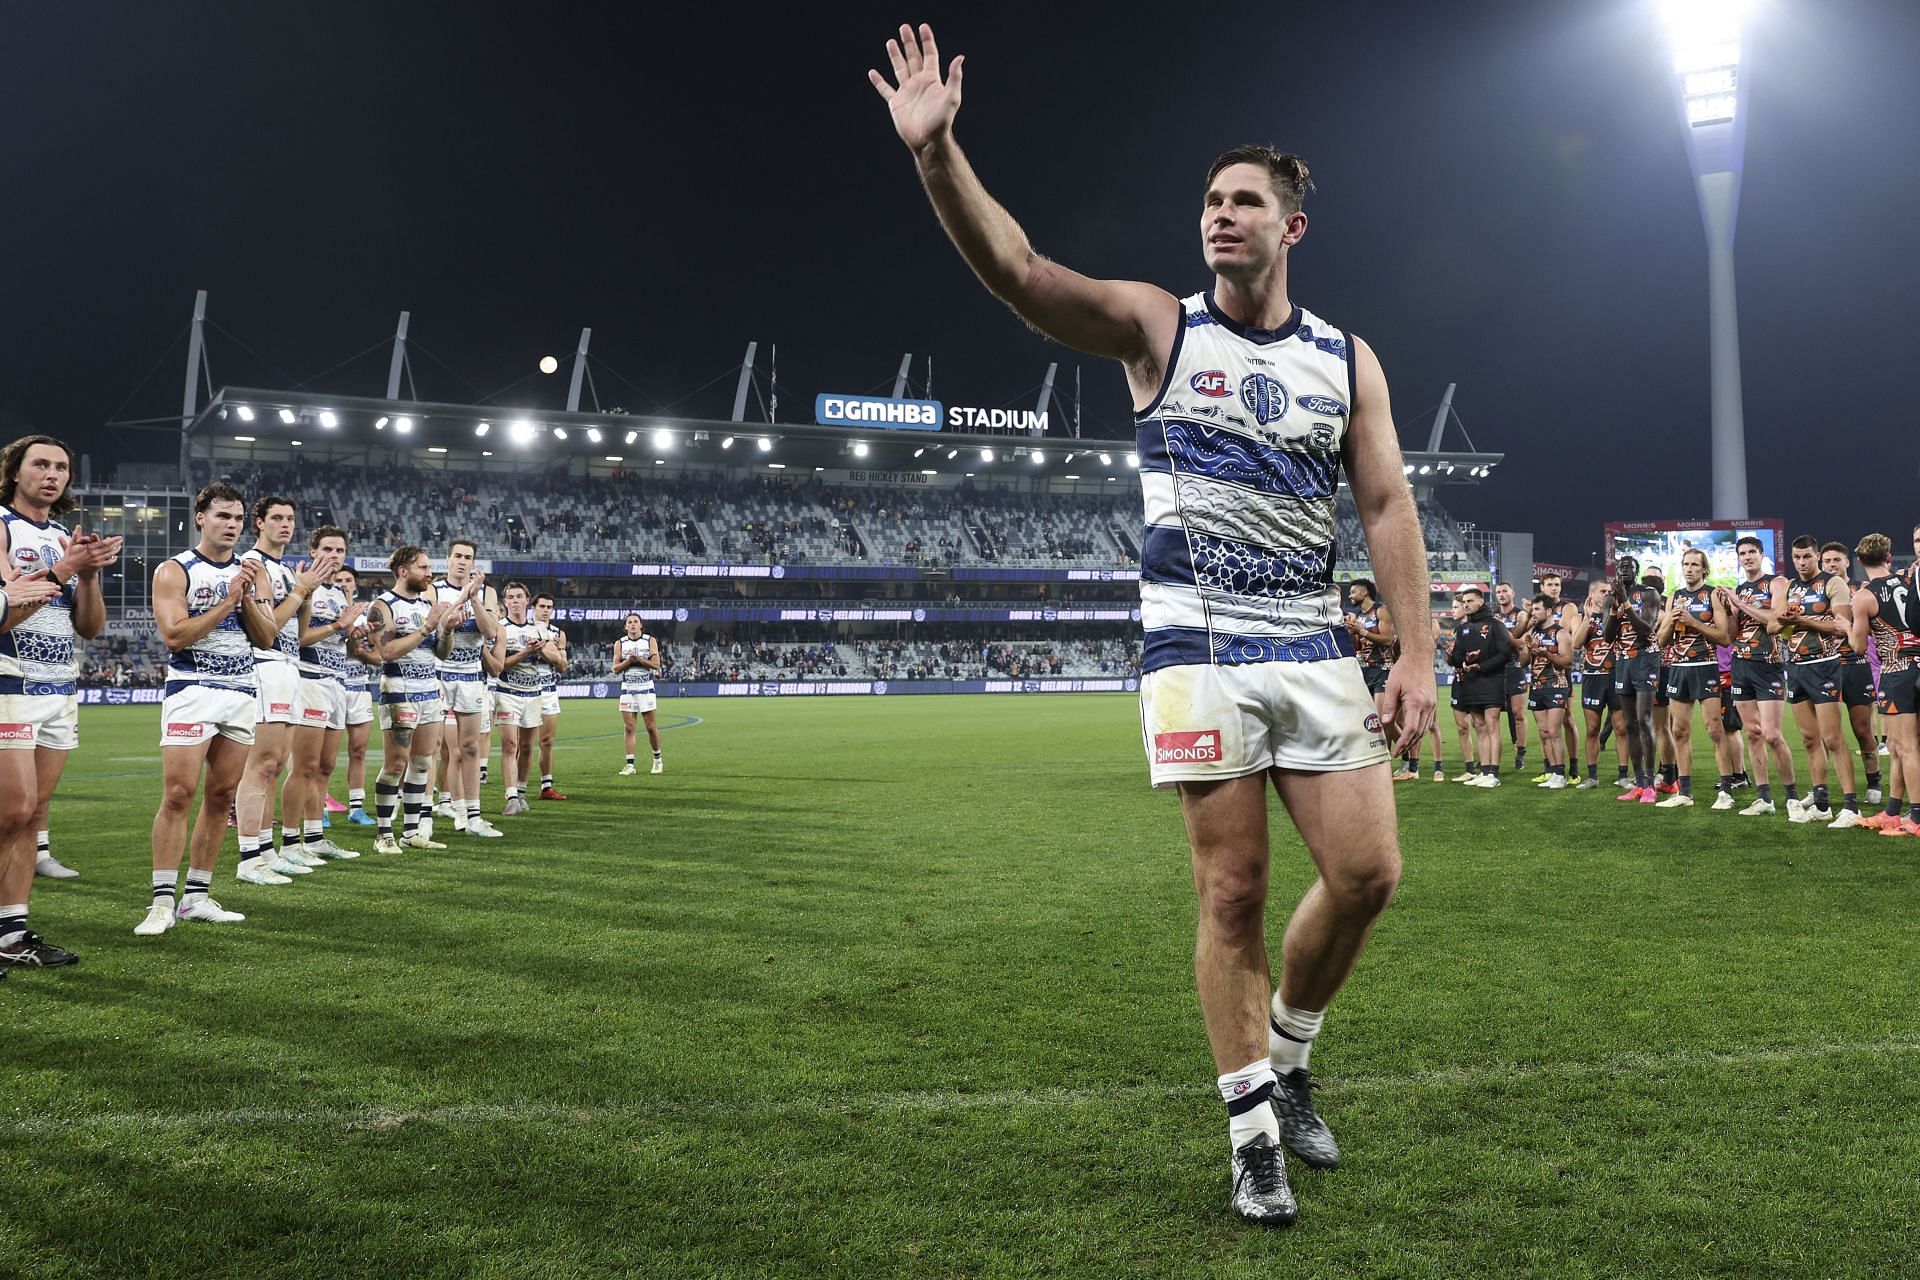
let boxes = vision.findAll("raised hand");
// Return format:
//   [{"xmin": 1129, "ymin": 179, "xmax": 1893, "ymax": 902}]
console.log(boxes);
[
  {"xmin": 424, "ymin": 601, "xmax": 454, "ymax": 629},
  {"xmin": 868, "ymin": 23, "xmax": 963, "ymax": 156},
  {"xmin": 295, "ymin": 551, "xmax": 341, "ymax": 593},
  {"xmin": 337, "ymin": 601, "xmax": 368, "ymax": 632},
  {"xmin": 3, "ymin": 569, "xmax": 62, "ymax": 617}
]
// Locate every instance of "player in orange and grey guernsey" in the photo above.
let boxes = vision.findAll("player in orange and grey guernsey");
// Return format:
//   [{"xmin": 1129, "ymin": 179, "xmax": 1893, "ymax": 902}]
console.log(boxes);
[
  {"xmin": 1603, "ymin": 556, "xmax": 1663, "ymax": 803},
  {"xmin": 1571, "ymin": 580, "xmax": 1629, "ymax": 789},
  {"xmin": 1492, "ymin": 581, "xmax": 1530, "ymax": 775},
  {"xmin": 1652, "ymin": 548, "xmax": 1732, "ymax": 809},
  {"xmin": 1719, "ymin": 535, "xmax": 1796, "ymax": 816},
  {"xmin": 1642, "ymin": 568, "xmax": 1681, "ymax": 797},
  {"xmin": 1781, "ymin": 534, "xmax": 1858, "ymax": 826},
  {"xmin": 1344, "ymin": 580, "xmax": 1407, "ymax": 778},
  {"xmin": 1537, "ymin": 572, "xmax": 1584, "ymax": 784},
  {"xmin": 1512, "ymin": 594, "xmax": 1575, "ymax": 788},
  {"xmin": 1847, "ymin": 534, "xmax": 1919, "ymax": 835},
  {"xmin": 1822, "ymin": 540, "xmax": 1883, "ymax": 806}
]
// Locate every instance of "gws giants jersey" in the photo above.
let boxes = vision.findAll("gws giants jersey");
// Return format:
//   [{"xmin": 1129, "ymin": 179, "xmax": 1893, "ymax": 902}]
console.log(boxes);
[
  {"xmin": 1136, "ymin": 294, "xmax": 1356, "ymax": 673},
  {"xmin": 1, "ymin": 507, "xmax": 77, "ymax": 696},
  {"xmin": 165, "ymin": 551, "xmax": 255, "ymax": 691},
  {"xmin": 619, "ymin": 637, "xmax": 656, "ymax": 693}
]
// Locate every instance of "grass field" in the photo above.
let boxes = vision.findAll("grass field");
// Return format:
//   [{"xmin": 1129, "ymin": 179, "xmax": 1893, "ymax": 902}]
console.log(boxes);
[{"xmin": 4, "ymin": 696, "xmax": 1917, "ymax": 1279}]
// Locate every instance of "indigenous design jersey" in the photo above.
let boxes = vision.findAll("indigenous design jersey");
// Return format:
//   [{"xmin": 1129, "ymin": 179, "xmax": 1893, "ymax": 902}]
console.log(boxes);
[
  {"xmin": 1135, "ymin": 293, "xmax": 1356, "ymax": 673},
  {"xmin": 1612, "ymin": 584, "xmax": 1660, "ymax": 659},
  {"xmin": 165, "ymin": 550, "xmax": 255, "ymax": 691},
  {"xmin": 298, "ymin": 583, "xmax": 351, "ymax": 680},
  {"xmin": 433, "ymin": 579, "xmax": 484, "ymax": 678},
  {"xmin": 1579, "ymin": 605, "xmax": 1615, "ymax": 675},
  {"xmin": 619, "ymin": 636, "xmax": 656, "ymax": 693},
  {"xmin": 1867, "ymin": 574, "xmax": 1915, "ymax": 673},
  {"xmin": 1837, "ymin": 579, "xmax": 1865, "ymax": 664},
  {"xmin": 0, "ymin": 507, "xmax": 77, "ymax": 696},
  {"xmin": 1353, "ymin": 605, "xmax": 1396, "ymax": 668},
  {"xmin": 1667, "ymin": 586, "xmax": 1717, "ymax": 664},
  {"xmin": 536, "ymin": 625, "xmax": 562, "ymax": 693},
  {"xmin": 242, "ymin": 549, "xmax": 301, "ymax": 664},
  {"xmin": 1528, "ymin": 622, "xmax": 1568, "ymax": 687},
  {"xmin": 1732, "ymin": 574, "xmax": 1785, "ymax": 662},
  {"xmin": 376, "ymin": 590, "xmax": 440, "ymax": 693},
  {"xmin": 1785, "ymin": 573, "xmax": 1845, "ymax": 661},
  {"xmin": 494, "ymin": 620, "xmax": 547, "ymax": 695}
]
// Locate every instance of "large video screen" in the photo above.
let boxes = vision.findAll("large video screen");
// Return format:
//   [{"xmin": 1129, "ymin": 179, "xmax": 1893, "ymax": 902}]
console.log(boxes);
[{"xmin": 1604, "ymin": 519, "xmax": 1787, "ymax": 590}]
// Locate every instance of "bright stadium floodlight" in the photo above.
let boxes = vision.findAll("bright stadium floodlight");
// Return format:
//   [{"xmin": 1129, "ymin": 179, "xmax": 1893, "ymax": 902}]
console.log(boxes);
[
  {"xmin": 1661, "ymin": 0, "xmax": 1752, "ymax": 518},
  {"xmin": 981, "ymin": 448, "xmax": 994, "ymax": 463},
  {"xmin": 912, "ymin": 446, "xmax": 925, "ymax": 457},
  {"xmin": 653, "ymin": 429, "xmax": 673, "ymax": 449},
  {"xmin": 553, "ymin": 427, "xmax": 569, "ymax": 441},
  {"xmin": 757, "ymin": 436, "xmax": 773, "ymax": 453},
  {"xmin": 235, "ymin": 405, "xmax": 255, "ymax": 422},
  {"xmin": 947, "ymin": 448, "xmax": 959, "ymax": 460},
  {"xmin": 1031, "ymin": 450, "xmax": 1045, "ymax": 464},
  {"xmin": 475, "ymin": 422, "xmax": 490, "ymax": 437},
  {"xmin": 374, "ymin": 416, "xmax": 388, "ymax": 429},
  {"xmin": 605, "ymin": 455, "xmax": 623, "ymax": 462},
  {"xmin": 1418, "ymin": 464, "xmax": 1432, "ymax": 475},
  {"xmin": 1099, "ymin": 452, "xmax": 1112, "ymax": 466},
  {"xmin": 509, "ymin": 419, "xmax": 536, "ymax": 445},
  {"xmin": 428, "ymin": 446, "xmax": 448, "ymax": 454},
  {"xmin": 394, "ymin": 416, "xmax": 413, "ymax": 435},
  {"xmin": 318, "ymin": 410, "xmax": 338, "ymax": 429},
  {"xmin": 586, "ymin": 427, "xmax": 603, "ymax": 444},
  {"xmin": 1126, "ymin": 453, "xmax": 1139, "ymax": 469},
  {"xmin": 721, "ymin": 435, "xmax": 735, "ymax": 449},
  {"xmin": 626, "ymin": 430, "xmax": 640, "ymax": 446},
  {"xmin": 234, "ymin": 434, "xmax": 255, "ymax": 442},
  {"xmin": 277, "ymin": 408, "xmax": 296, "ymax": 425},
  {"xmin": 853, "ymin": 442, "xmax": 869, "ymax": 458}
]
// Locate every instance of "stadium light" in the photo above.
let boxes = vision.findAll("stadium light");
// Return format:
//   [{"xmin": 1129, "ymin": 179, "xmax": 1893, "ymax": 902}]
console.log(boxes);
[
  {"xmin": 1126, "ymin": 453, "xmax": 1139, "ymax": 468},
  {"xmin": 721, "ymin": 435, "xmax": 735, "ymax": 449},
  {"xmin": 1099, "ymin": 453, "xmax": 1112, "ymax": 466},
  {"xmin": 428, "ymin": 446, "xmax": 448, "ymax": 454},
  {"xmin": 653, "ymin": 429, "xmax": 673, "ymax": 449},
  {"xmin": 853, "ymin": 442, "xmax": 869, "ymax": 458},
  {"xmin": 318, "ymin": 411, "xmax": 338, "ymax": 429},
  {"xmin": 1418, "ymin": 464, "xmax": 1432, "ymax": 475},
  {"xmin": 913, "ymin": 446, "xmax": 925, "ymax": 457},
  {"xmin": 767, "ymin": 462, "xmax": 786, "ymax": 469},
  {"xmin": 921, "ymin": 469, "xmax": 936, "ymax": 476},
  {"xmin": 277, "ymin": 408, "xmax": 296, "ymax": 425},
  {"xmin": 947, "ymin": 449, "xmax": 959, "ymax": 460},
  {"xmin": 625, "ymin": 429, "xmax": 639, "ymax": 446},
  {"xmin": 981, "ymin": 448, "xmax": 994, "ymax": 463},
  {"xmin": 234, "ymin": 435, "xmax": 255, "ymax": 442},
  {"xmin": 475, "ymin": 422, "xmax": 490, "ymax": 437},
  {"xmin": 1403, "ymin": 463, "xmax": 1414, "ymax": 474},
  {"xmin": 605, "ymin": 455, "xmax": 623, "ymax": 462},
  {"xmin": 757, "ymin": 437, "xmax": 773, "ymax": 453},
  {"xmin": 235, "ymin": 405, "xmax": 255, "ymax": 422},
  {"xmin": 1661, "ymin": 0, "xmax": 1752, "ymax": 518},
  {"xmin": 394, "ymin": 416, "xmax": 413, "ymax": 435},
  {"xmin": 586, "ymin": 427, "xmax": 603, "ymax": 444},
  {"xmin": 290, "ymin": 439, "xmax": 301, "ymax": 447},
  {"xmin": 553, "ymin": 427, "xmax": 569, "ymax": 441},
  {"xmin": 482, "ymin": 450, "xmax": 493, "ymax": 457},
  {"xmin": 509, "ymin": 419, "xmax": 535, "ymax": 445},
  {"xmin": 374, "ymin": 416, "xmax": 389, "ymax": 429},
  {"xmin": 1031, "ymin": 450, "xmax": 1045, "ymax": 464}
]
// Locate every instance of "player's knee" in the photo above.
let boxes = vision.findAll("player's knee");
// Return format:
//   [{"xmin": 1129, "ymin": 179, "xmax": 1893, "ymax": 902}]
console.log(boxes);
[
  {"xmin": 1196, "ymin": 867, "xmax": 1267, "ymax": 931},
  {"xmin": 0, "ymin": 791, "xmax": 34, "ymax": 833},
  {"xmin": 157, "ymin": 780, "xmax": 197, "ymax": 816},
  {"xmin": 1329, "ymin": 853, "xmax": 1401, "ymax": 917}
]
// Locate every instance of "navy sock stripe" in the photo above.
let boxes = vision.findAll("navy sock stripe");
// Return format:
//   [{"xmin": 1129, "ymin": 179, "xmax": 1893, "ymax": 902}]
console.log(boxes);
[
  {"xmin": 1269, "ymin": 1016, "xmax": 1310, "ymax": 1043},
  {"xmin": 1225, "ymin": 1080, "xmax": 1275, "ymax": 1117}
]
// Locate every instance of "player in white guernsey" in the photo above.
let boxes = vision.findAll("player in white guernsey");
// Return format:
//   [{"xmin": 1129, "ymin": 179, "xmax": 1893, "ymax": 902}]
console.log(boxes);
[
  {"xmin": 137, "ymin": 483, "xmax": 283, "ymax": 936},
  {"xmin": 0, "ymin": 435, "xmax": 121, "ymax": 970},
  {"xmin": 873, "ymin": 27, "xmax": 1435, "ymax": 1226},
  {"xmin": 330, "ymin": 566, "xmax": 381, "ymax": 825},
  {"xmin": 531, "ymin": 592, "xmax": 569, "ymax": 800},
  {"xmin": 614, "ymin": 612, "xmax": 664, "ymax": 774},
  {"xmin": 233, "ymin": 497, "xmax": 339, "ymax": 883},
  {"xmin": 488, "ymin": 582, "xmax": 559, "ymax": 816},
  {"xmin": 431, "ymin": 538, "xmax": 503, "ymax": 838},
  {"xmin": 367, "ymin": 546, "xmax": 462, "ymax": 853},
  {"xmin": 275, "ymin": 525, "xmax": 365, "ymax": 871}
]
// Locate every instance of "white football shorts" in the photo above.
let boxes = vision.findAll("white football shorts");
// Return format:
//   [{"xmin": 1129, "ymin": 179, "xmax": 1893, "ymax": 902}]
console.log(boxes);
[
  {"xmin": 0, "ymin": 692, "xmax": 79, "ymax": 752},
  {"xmin": 160, "ymin": 683, "xmax": 257, "ymax": 748},
  {"xmin": 1138, "ymin": 659, "xmax": 1389, "ymax": 789}
]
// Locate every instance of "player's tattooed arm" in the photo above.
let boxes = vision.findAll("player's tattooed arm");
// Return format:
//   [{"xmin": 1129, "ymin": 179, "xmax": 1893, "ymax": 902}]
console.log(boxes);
[{"xmin": 1847, "ymin": 586, "xmax": 1876, "ymax": 656}]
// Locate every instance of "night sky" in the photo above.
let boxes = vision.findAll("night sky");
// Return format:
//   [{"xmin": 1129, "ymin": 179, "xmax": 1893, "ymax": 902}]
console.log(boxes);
[{"xmin": 6, "ymin": 1, "xmax": 1915, "ymax": 566}]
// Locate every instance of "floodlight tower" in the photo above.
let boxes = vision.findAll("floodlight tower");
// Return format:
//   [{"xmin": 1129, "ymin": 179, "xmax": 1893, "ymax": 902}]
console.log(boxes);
[{"xmin": 1663, "ymin": 0, "xmax": 1753, "ymax": 519}]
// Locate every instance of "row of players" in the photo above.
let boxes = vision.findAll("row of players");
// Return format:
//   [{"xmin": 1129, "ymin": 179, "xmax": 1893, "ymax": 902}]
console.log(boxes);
[
  {"xmin": 1343, "ymin": 532, "xmax": 1920, "ymax": 829},
  {"xmin": 0, "ymin": 434, "xmax": 670, "ymax": 970}
]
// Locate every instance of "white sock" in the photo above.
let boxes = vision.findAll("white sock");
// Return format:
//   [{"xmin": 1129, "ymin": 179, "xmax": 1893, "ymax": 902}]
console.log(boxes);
[
  {"xmin": 303, "ymin": 819, "xmax": 323, "ymax": 844},
  {"xmin": 1269, "ymin": 997, "xmax": 1325, "ymax": 1073},
  {"xmin": 1217, "ymin": 1058, "xmax": 1279, "ymax": 1149}
]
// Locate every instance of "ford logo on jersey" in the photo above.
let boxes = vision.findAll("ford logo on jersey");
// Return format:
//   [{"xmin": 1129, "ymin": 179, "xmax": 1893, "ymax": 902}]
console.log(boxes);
[
  {"xmin": 1190, "ymin": 370, "xmax": 1232, "ymax": 398},
  {"xmin": 1238, "ymin": 374, "xmax": 1289, "ymax": 425},
  {"xmin": 1297, "ymin": 394, "xmax": 1347, "ymax": 417}
]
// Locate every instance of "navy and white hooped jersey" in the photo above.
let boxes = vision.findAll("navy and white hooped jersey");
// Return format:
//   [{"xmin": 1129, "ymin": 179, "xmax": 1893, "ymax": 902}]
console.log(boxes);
[
  {"xmin": 536, "ymin": 624, "xmax": 562, "ymax": 692},
  {"xmin": 433, "ymin": 578, "xmax": 484, "ymax": 678},
  {"xmin": 242, "ymin": 549, "xmax": 301, "ymax": 664},
  {"xmin": 1, "ymin": 507, "xmax": 78, "ymax": 696},
  {"xmin": 619, "ymin": 636, "xmax": 656, "ymax": 693},
  {"xmin": 376, "ymin": 590, "xmax": 440, "ymax": 692},
  {"xmin": 164, "ymin": 550, "xmax": 255, "ymax": 691},
  {"xmin": 1135, "ymin": 293, "xmax": 1358, "ymax": 673},
  {"xmin": 298, "ymin": 582, "xmax": 351, "ymax": 681},
  {"xmin": 494, "ymin": 619, "xmax": 547, "ymax": 695}
]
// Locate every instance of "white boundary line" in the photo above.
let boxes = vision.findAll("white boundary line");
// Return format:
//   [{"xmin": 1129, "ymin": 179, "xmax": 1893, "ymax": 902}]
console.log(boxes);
[{"xmin": 8, "ymin": 1039, "xmax": 1913, "ymax": 1136}]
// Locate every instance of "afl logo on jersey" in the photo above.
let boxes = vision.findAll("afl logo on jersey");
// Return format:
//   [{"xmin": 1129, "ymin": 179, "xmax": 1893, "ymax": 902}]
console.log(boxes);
[
  {"xmin": 13, "ymin": 547, "xmax": 39, "ymax": 566},
  {"xmin": 1190, "ymin": 370, "xmax": 1231, "ymax": 398},
  {"xmin": 1297, "ymin": 394, "xmax": 1347, "ymax": 417},
  {"xmin": 1238, "ymin": 374, "xmax": 1289, "ymax": 425}
]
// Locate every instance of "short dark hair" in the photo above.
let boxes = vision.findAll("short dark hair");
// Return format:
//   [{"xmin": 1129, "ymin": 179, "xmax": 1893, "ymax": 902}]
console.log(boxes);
[
  {"xmin": 335, "ymin": 565, "xmax": 360, "ymax": 582},
  {"xmin": 1819, "ymin": 541, "xmax": 1850, "ymax": 560},
  {"xmin": 0, "ymin": 435, "xmax": 80, "ymax": 516},
  {"xmin": 1790, "ymin": 534, "xmax": 1819, "ymax": 552},
  {"xmin": 625, "ymin": 612, "xmax": 643, "ymax": 624},
  {"xmin": 1736, "ymin": 535, "xmax": 1763, "ymax": 553},
  {"xmin": 1205, "ymin": 145, "xmax": 1314, "ymax": 214},
  {"xmin": 195, "ymin": 481, "xmax": 245, "ymax": 517},
  {"xmin": 1348, "ymin": 578, "xmax": 1376, "ymax": 599},
  {"xmin": 252, "ymin": 494, "xmax": 295, "ymax": 525},
  {"xmin": 309, "ymin": 524, "xmax": 347, "ymax": 551},
  {"xmin": 389, "ymin": 545, "xmax": 427, "ymax": 576},
  {"xmin": 532, "ymin": 592, "xmax": 555, "ymax": 608},
  {"xmin": 1531, "ymin": 593, "xmax": 1556, "ymax": 608},
  {"xmin": 1540, "ymin": 572, "xmax": 1562, "ymax": 583},
  {"xmin": 1457, "ymin": 587, "xmax": 1484, "ymax": 602},
  {"xmin": 448, "ymin": 537, "xmax": 477, "ymax": 557},
  {"xmin": 1496, "ymin": 581, "xmax": 1513, "ymax": 591},
  {"xmin": 1857, "ymin": 534, "xmax": 1892, "ymax": 567}
]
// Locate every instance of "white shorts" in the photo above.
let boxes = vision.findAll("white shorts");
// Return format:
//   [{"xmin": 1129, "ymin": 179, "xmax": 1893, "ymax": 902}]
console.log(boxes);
[
  {"xmin": 345, "ymin": 687, "xmax": 375, "ymax": 727},
  {"xmin": 1139, "ymin": 659, "xmax": 1389, "ymax": 789},
  {"xmin": 294, "ymin": 676, "xmax": 348, "ymax": 733},
  {"xmin": 255, "ymin": 660, "xmax": 301, "ymax": 726},
  {"xmin": 493, "ymin": 689, "xmax": 542, "ymax": 730},
  {"xmin": 160, "ymin": 683, "xmax": 257, "ymax": 748},
  {"xmin": 619, "ymin": 691, "xmax": 657, "ymax": 714},
  {"xmin": 378, "ymin": 691, "xmax": 444, "ymax": 732},
  {"xmin": 441, "ymin": 675, "xmax": 489, "ymax": 717},
  {"xmin": 0, "ymin": 692, "xmax": 79, "ymax": 752},
  {"xmin": 541, "ymin": 689, "xmax": 561, "ymax": 719}
]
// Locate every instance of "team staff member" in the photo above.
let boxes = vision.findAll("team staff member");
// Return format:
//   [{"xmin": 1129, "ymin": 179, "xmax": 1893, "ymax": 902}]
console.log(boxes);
[
  {"xmin": 1449, "ymin": 587, "xmax": 1513, "ymax": 787},
  {"xmin": 1493, "ymin": 581, "xmax": 1530, "ymax": 775}
]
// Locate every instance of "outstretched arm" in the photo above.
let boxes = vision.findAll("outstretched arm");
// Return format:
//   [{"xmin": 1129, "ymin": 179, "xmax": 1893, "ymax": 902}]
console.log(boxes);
[{"xmin": 870, "ymin": 24, "xmax": 1178, "ymax": 384}]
